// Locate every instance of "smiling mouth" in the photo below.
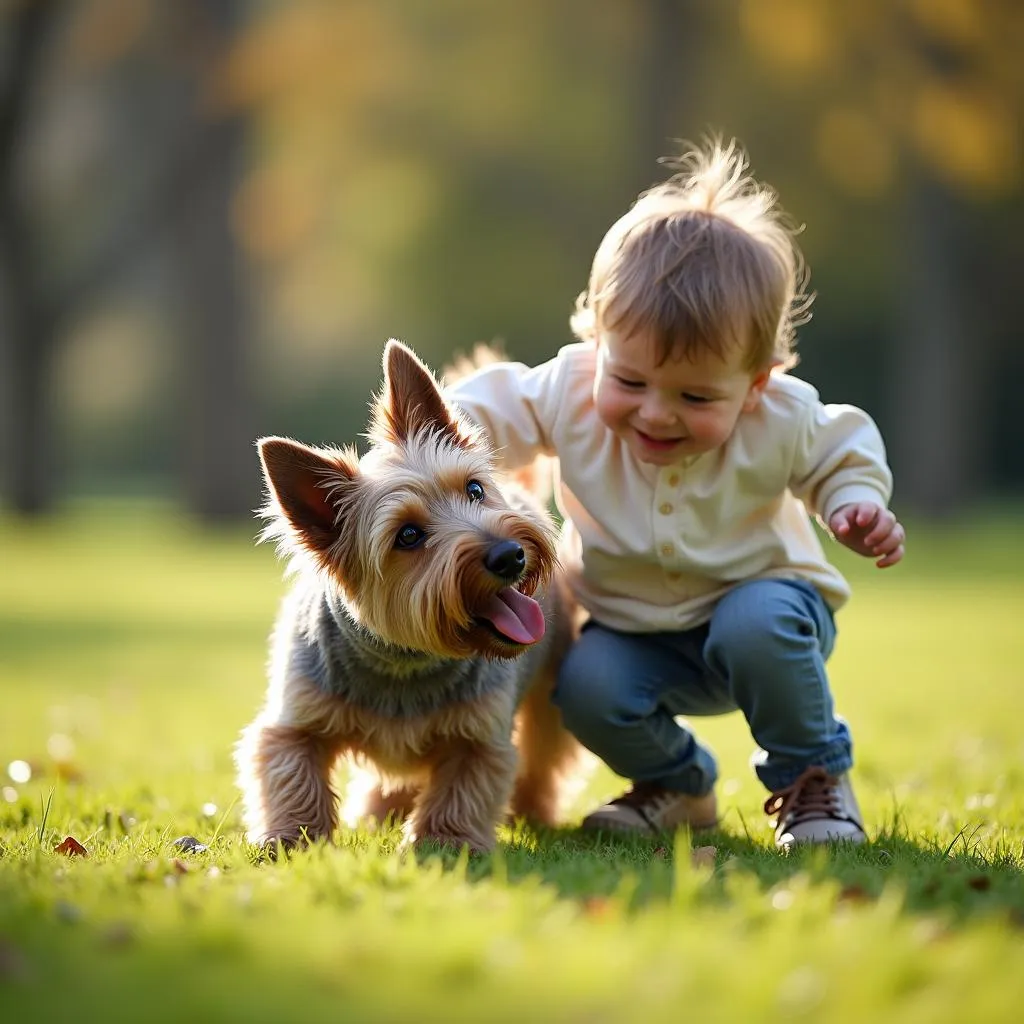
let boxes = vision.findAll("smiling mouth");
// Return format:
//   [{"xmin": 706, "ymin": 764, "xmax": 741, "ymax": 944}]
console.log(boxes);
[{"xmin": 635, "ymin": 429, "xmax": 684, "ymax": 449}]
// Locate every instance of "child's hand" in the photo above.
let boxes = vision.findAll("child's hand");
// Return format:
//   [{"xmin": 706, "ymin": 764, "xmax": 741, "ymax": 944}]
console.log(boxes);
[{"xmin": 828, "ymin": 502, "xmax": 905, "ymax": 568}]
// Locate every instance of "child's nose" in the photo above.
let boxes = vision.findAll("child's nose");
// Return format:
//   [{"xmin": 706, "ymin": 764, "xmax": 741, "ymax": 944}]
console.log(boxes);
[{"xmin": 640, "ymin": 393, "xmax": 679, "ymax": 425}]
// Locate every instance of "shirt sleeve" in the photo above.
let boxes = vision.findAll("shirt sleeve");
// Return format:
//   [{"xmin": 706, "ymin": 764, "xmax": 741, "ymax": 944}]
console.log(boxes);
[
  {"xmin": 789, "ymin": 401, "xmax": 894, "ymax": 525},
  {"xmin": 444, "ymin": 356, "xmax": 564, "ymax": 470}
]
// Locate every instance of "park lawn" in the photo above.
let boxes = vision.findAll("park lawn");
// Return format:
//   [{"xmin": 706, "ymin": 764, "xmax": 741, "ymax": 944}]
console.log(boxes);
[{"xmin": 1, "ymin": 502, "xmax": 1023, "ymax": 1022}]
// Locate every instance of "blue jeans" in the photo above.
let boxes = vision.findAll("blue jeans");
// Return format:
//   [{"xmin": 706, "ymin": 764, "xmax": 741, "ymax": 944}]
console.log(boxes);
[{"xmin": 552, "ymin": 578, "xmax": 852, "ymax": 795}]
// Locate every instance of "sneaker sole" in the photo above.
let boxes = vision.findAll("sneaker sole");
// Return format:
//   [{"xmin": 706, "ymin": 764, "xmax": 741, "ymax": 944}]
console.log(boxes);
[{"xmin": 581, "ymin": 816, "xmax": 720, "ymax": 835}]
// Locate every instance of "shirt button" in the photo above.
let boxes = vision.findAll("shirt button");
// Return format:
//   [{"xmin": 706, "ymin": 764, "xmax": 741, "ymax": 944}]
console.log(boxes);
[
  {"xmin": 667, "ymin": 474, "xmax": 680, "ymax": 487},
  {"xmin": 660, "ymin": 543, "xmax": 674, "ymax": 557},
  {"xmin": 659, "ymin": 502, "xmax": 673, "ymax": 515},
  {"xmin": 667, "ymin": 572, "xmax": 682, "ymax": 582}
]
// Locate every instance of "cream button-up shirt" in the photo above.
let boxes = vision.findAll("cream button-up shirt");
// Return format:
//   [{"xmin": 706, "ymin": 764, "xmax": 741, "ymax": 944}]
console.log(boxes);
[{"xmin": 447, "ymin": 343, "xmax": 893, "ymax": 633}]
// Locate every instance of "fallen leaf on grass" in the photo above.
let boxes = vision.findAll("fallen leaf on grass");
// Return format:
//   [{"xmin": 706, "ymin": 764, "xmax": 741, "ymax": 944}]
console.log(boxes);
[
  {"xmin": 690, "ymin": 845, "xmax": 717, "ymax": 868},
  {"xmin": 169, "ymin": 858, "xmax": 191, "ymax": 875},
  {"xmin": 837, "ymin": 883, "xmax": 874, "ymax": 905},
  {"xmin": 582, "ymin": 896, "xmax": 613, "ymax": 917},
  {"xmin": 53, "ymin": 836, "xmax": 88, "ymax": 857}
]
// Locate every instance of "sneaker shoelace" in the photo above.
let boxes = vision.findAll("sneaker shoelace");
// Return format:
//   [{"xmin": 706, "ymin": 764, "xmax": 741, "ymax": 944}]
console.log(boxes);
[{"xmin": 763, "ymin": 766, "xmax": 847, "ymax": 828}]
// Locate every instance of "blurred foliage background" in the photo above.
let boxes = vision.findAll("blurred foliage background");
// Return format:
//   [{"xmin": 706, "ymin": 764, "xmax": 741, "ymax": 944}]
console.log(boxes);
[{"xmin": 0, "ymin": 0, "xmax": 1021, "ymax": 521}]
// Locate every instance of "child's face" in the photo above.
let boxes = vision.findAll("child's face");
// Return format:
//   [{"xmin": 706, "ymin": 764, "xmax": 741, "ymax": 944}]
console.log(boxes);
[{"xmin": 594, "ymin": 329, "xmax": 770, "ymax": 466}]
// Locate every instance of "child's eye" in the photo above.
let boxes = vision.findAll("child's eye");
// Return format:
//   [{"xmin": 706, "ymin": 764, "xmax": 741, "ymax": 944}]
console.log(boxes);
[
  {"xmin": 614, "ymin": 375, "xmax": 644, "ymax": 389},
  {"xmin": 682, "ymin": 393, "xmax": 712, "ymax": 404},
  {"xmin": 466, "ymin": 480, "xmax": 485, "ymax": 502},
  {"xmin": 395, "ymin": 524, "xmax": 426, "ymax": 549}
]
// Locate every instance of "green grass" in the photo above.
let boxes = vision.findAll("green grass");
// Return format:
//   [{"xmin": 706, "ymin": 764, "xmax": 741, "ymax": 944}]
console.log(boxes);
[{"xmin": 2, "ymin": 502, "xmax": 1023, "ymax": 1022}]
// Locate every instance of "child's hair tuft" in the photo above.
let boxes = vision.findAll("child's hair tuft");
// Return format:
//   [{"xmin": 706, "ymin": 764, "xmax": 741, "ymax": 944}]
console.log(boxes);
[{"xmin": 571, "ymin": 135, "xmax": 813, "ymax": 370}]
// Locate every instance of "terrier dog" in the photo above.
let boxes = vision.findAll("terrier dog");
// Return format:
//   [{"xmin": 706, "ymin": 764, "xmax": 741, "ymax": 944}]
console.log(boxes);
[{"xmin": 235, "ymin": 339, "xmax": 579, "ymax": 853}]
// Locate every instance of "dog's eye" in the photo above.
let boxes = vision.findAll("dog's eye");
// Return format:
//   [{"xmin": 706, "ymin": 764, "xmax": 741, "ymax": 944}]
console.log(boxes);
[
  {"xmin": 466, "ymin": 480, "xmax": 485, "ymax": 502},
  {"xmin": 395, "ymin": 524, "xmax": 425, "ymax": 549}
]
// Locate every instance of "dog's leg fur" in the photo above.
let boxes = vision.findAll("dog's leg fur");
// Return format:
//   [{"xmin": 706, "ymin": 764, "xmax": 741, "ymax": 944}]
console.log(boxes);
[
  {"xmin": 242, "ymin": 342, "xmax": 584, "ymax": 853},
  {"xmin": 409, "ymin": 739, "xmax": 520, "ymax": 852},
  {"xmin": 361, "ymin": 782, "xmax": 419, "ymax": 825},
  {"xmin": 510, "ymin": 574, "xmax": 581, "ymax": 825},
  {"xmin": 236, "ymin": 718, "xmax": 340, "ymax": 847},
  {"xmin": 510, "ymin": 675, "xmax": 580, "ymax": 826}
]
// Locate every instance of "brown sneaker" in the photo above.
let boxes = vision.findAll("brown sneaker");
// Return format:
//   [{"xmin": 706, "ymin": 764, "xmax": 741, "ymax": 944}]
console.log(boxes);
[
  {"xmin": 764, "ymin": 767, "xmax": 867, "ymax": 850},
  {"xmin": 581, "ymin": 781, "xmax": 718, "ymax": 835}
]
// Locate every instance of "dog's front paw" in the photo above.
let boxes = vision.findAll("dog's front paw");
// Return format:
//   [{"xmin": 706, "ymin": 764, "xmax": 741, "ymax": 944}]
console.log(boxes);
[
  {"xmin": 404, "ymin": 826, "xmax": 493, "ymax": 855},
  {"xmin": 249, "ymin": 829, "xmax": 319, "ymax": 861}
]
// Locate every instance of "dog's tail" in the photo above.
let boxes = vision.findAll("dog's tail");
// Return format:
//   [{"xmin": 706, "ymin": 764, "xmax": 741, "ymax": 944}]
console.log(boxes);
[
  {"xmin": 505, "ymin": 453, "xmax": 556, "ymax": 506},
  {"xmin": 444, "ymin": 341, "xmax": 507, "ymax": 384},
  {"xmin": 445, "ymin": 342, "xmax": 557, "ymax": 506}
]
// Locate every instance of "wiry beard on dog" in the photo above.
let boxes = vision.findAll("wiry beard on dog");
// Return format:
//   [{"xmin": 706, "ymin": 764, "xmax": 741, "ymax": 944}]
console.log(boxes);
[
  {"xmin": 236, "ymin": 339, "xmax": 580, "ymax": 853},
  {"xmin": 257, "ymin": 403, "xmax": 557, "ymax": 663}
]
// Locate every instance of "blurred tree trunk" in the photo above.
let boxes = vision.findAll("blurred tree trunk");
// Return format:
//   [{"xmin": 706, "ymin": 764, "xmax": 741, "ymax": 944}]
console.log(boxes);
[
  {"xmin": 888, "ymin": 16, "xmax": 991, "ymax": 516},
  {"xmin": 169, "ymin": 0, "xmax": 255, "ymax": 521},
  {"xmin": 633, "ymin": 0, "xmax": 702, "ymax": 189},
  {"xmin": 890, "ymin": 173, "xmax": 985, "ymax": 515},
  {"xmin": 0, "ymin": 1, "xmax": 62, "ymax": 515},
  {"xmin": 0, "ymin": 0, "xmax": 255, "ymax": 519}
]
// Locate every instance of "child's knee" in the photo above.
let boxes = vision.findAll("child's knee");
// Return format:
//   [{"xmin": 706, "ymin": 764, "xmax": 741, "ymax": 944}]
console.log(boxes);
[
  {"xmin": 553, "ymin": 661, "xmax": 610, "ymax": 731},
  {"xmin": 553, "ymin": 645, "xmax": 636, "ymax": 733},
  {"xmin": 706, "ymin": 581, "xmax": 821, "ymax": 670}
]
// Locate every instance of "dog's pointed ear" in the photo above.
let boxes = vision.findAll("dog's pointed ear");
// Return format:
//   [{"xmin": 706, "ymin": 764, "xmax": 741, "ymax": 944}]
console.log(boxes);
[
  {"xmin": 258, "ymin": 437, "xmax": 359, "ymax": 557},
  {"xmin": 370, "ymin": 339, "xmax": 470, "ymax": 447}
]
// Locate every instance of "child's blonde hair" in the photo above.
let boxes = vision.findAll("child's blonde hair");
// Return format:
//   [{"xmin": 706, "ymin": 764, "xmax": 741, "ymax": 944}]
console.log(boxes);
[{"xmin": 570, "ymin": 137, "xmax": 812, "ymax": 371}]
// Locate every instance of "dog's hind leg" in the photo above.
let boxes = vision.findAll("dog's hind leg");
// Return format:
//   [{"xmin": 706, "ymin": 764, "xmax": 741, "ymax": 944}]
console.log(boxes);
[
  {"xmin": 510, "ymin": 668, "xmax": 581, "ymax": 827},
  {"xmin": 510, "ymin": 574, "xmax": 583, "ymax": 826},
  {"xmin": 342, "ymin": 765, "xmax": 419, "ymax": 828},
  {"xmin": 363, "ymin": 785, "xmax": 418, "ymax": 826},
  {"xmin": 235, "ymin": 717, "xmax": 340, "ymax": 849}
]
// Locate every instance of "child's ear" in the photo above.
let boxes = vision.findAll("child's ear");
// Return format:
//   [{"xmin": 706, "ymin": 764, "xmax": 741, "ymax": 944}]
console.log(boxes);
[
  {"xmin": 741, "ymin": 367, "xmax": 773, "ymax": 413},
  {"xmin": 370, "ymin": 339, "xmax": 472, "ymax": 448},
  {"xmin": 258, "ymin": 437, "xmax": 359, "ymax": 557}
]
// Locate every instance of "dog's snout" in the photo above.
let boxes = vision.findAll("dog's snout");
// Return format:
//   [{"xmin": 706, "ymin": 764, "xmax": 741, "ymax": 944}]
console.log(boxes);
[{"xmin": 485, "ymin": 539, "xmax": 526, "ymax": 580}]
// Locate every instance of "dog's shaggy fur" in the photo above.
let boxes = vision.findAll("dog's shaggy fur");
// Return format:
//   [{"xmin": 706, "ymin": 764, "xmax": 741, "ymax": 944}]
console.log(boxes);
[{"xmin": 235, "ymin": 340, "xmax": 580, "ymax": 853}]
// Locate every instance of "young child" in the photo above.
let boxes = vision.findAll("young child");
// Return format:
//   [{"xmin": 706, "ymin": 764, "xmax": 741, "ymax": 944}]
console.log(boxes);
[{"xmin": 446, "ymin": 138, "xmax": 904, "ymax": 848}]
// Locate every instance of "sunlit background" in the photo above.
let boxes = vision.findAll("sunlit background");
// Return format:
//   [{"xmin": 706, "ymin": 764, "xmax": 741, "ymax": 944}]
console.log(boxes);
[{"xmin": 1, "ymin": 0, "xmax": 1020, "ymax": 521}]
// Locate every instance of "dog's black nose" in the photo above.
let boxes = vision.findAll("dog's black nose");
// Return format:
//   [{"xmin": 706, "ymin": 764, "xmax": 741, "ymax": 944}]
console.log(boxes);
[{"xmin": 485, "ymin": 540, "xmax": 526, "ymax": 580}]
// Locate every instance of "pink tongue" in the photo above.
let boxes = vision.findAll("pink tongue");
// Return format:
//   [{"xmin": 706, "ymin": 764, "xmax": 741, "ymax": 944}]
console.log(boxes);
[{"xmin": 477, "ymin": 587, "xmax": 547, "ymax": 645}]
